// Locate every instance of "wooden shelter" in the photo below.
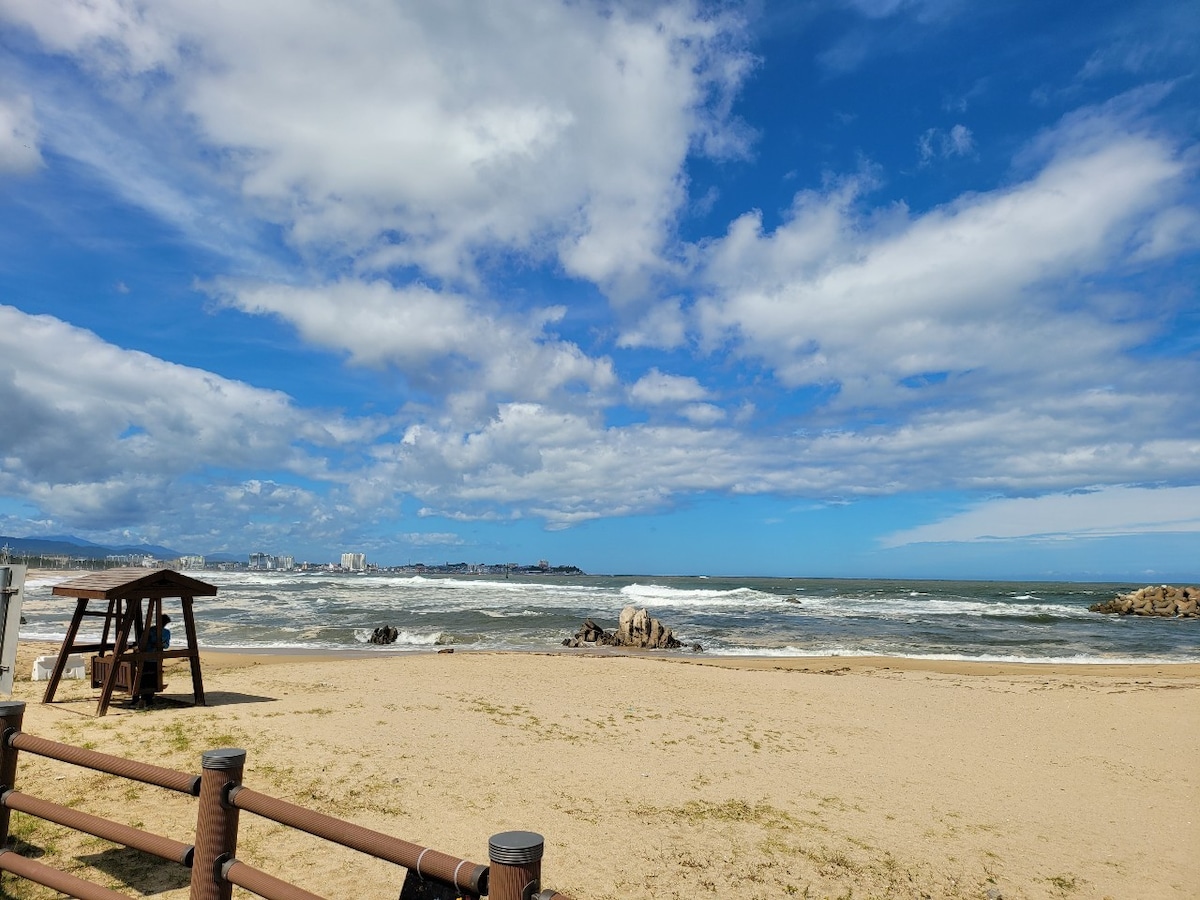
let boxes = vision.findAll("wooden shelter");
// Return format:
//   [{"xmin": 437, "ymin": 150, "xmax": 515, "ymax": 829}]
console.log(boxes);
[{"xmin": 45, "ymin": 568, "xmax": 216, "ymax": 716}]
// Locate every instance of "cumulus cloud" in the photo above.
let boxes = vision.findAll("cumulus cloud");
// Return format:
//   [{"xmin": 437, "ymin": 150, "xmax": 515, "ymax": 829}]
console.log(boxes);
[
  {"xmin": 3, "ymin": 0, "xmax": 753, "ymax": 294},
  {"xmin": 883, "ymin": 485, "xmax": 1200, "ymax": 546},
  {"xmin": 3, "ymin": 299, "xmax": 1196, "ymax": 540},
  {"xmin": 0, "ymin": 94, "xmax": 43, "ymax": 174},
  {"xmin": 628, "ymin": 368, "xmax": 710, "ymax": 406},
  {"xmin": 699, "ymin": 113, "xmax": 1190, "ymax": 412},
  {"xmin": 0, "ymin": 304, "xmax": 355, "ymax": 528},
  {"xmin": 220, "ymin": 278, "xmax": 617, "ymax": 421},
  {"xmin": 378, "ymin": 401, "xmax": 761, "ymax": 526},
  {"xmin": 617, "ymin": 299, "xmax": 689, "ymax": 349},
  {"xmin": 680, "ymin": 402, "xmax": 725, "ymax": 425}
]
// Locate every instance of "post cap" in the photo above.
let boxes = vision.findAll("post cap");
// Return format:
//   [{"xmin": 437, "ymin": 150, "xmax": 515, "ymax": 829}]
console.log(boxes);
[
  {"xmin": 489, "ymin": 831, "xmax": 544, "ymax": 865},
  {"xmin": 201, "ymin": 748, "xmax": 247, "ymax": 770}
]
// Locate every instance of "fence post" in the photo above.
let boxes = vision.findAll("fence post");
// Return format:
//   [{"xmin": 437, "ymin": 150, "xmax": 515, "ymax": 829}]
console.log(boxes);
[
  {"xmin": 488, "ymin": 831, "xmax": 543, "ymax": 900},
  {"xmin": 189, "ymin": 748, "xmax": 245, "ymax": 900},
  {"xmin": 0, "ymin": 701, "xmax": 26, "ymax": 850}
]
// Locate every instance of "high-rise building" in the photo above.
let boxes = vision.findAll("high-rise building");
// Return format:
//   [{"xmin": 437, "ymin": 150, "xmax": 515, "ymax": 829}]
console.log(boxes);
[{"xmin": 340, "ymin": 552, "xmax": 366, "ymax": 571}]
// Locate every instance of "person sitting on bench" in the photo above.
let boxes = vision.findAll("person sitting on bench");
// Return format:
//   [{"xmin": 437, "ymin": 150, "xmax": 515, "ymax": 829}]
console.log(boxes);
[{"xmin": 134, "ymin": 614, "xmax": 171, "ymax": 709}]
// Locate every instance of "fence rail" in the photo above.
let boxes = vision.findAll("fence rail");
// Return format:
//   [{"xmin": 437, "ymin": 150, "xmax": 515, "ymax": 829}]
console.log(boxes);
[{"xmin": 0, "ymin": 700, "xmax": 572, "ymax": 900}]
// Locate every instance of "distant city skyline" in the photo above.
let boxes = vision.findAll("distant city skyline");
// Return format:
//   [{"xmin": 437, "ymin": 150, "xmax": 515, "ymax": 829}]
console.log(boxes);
[
  {"xmin": 1, "ymin": 534, "xmax": 584, "ymax": 575},
  {"xmin": 1, "ymin": 2, "xmax": 1198, "ymax": 580}
]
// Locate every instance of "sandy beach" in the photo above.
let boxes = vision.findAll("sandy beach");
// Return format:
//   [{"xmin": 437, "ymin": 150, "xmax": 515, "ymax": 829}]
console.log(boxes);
[{"xmin": 2, "ymin": 640, "xmax": 1197, "ymax": 900}]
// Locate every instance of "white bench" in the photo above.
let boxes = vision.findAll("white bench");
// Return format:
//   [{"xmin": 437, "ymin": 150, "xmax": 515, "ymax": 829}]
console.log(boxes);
[{"xmin": 32, "ymin": 654, "xmax": 86, "ymax": 681}]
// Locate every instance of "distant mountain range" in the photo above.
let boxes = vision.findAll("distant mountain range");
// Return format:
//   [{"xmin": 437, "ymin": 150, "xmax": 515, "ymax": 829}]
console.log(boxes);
[{"xmin": 1, "ymin": 534, "xmax": 186, "ymax": 561}]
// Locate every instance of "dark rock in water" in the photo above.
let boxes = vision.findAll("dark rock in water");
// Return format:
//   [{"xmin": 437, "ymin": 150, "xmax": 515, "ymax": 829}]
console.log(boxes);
[
  {"xmin": 369, "ymin": 625, "xmax": 399, "ymax": 645},
  {"xmin": 578, "ymin": 617, "xmax": 616, "ymax": 644},
  {"xmin": 691, "ymin": 643, "xmax": 704, "ymax": 652},
  {"xmin": 783, "ymin": 597, "xmax": 801, "ymax": 604}
]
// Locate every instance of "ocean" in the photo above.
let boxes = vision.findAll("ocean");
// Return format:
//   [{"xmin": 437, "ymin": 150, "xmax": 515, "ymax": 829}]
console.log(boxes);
[{"xmin": 17, "ymin": 570, "xmax": 1198, "ymax": 664}]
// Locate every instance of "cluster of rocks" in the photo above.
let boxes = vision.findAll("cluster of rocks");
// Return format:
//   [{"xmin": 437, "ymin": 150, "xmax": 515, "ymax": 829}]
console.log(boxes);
[
  {"xmin": 563, "ymin": 605, "xmax": 703, "ymax": 652},
  {"xmin": 368, "ymin": 625, "xmax": 399, "ymax": 644},
  {"xmin": 1089, "ymin": 586, "xmax": 1200, "ymax": 618}
]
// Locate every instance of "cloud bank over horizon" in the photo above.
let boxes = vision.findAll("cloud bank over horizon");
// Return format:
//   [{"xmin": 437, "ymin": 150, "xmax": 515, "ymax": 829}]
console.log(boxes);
[{"xmin": 1, "ymin": 0, "xmax": 1197, "ymax": 575}]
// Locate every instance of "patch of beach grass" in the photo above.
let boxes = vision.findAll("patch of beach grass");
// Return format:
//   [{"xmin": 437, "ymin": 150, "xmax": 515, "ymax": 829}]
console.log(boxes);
[{"xmin": 1047, "ymin": 872, "xmax": 1082, "ymax": 894}]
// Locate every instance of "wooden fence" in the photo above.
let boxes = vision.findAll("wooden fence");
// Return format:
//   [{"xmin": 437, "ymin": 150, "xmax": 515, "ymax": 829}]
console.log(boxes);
[{"xmin": 0, "ymin": 701, "xmax": 571, "ymax": 900}]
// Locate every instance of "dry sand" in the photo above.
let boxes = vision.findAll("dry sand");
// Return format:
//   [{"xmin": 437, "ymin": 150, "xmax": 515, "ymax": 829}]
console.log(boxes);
[{"xmin": 2, "ymin": 640, "xmax": 1197, "ymax": 900}]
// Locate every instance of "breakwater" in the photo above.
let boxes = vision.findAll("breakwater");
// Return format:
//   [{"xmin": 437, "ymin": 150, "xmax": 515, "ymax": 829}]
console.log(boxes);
[{"xmin": 1088, "ymin": 585, "xmax": 1200, "ymax": 618}]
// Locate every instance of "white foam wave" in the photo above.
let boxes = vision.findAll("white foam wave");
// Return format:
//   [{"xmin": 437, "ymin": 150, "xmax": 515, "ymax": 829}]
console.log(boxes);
[
  {"xmin": 792, "ymin": 596, "xmax": 1091, "ymax": 620},
  {"xmin": 619, "ymin": 583, "xmax": 773, "ymax": 607},
  {"xmin": 688, "ymin": 645, "xmax": 1196, "ymax": 664},
  {"xmin": 352, "ymin": 628, "xmax": 443, "ymax": 647},
  {"xmin": 18, "ymin": 575, "xmax": 71, "ymax": 589},
  {"xmin": 20, "ymin": 630, "xmax": 93, "ymax": 643}
]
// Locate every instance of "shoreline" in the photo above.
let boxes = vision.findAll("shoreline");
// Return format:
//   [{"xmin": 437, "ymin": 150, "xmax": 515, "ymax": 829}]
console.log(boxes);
[
  {"xmin": 23, "ymin": 639, "xmax": 1196, "ymax": 678},
  {"xmin": 186, "ymin": 643, "xmax": 1200, "ymax": 677}
]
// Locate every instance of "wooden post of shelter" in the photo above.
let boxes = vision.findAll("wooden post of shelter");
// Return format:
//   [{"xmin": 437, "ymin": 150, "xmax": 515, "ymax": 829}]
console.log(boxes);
[{"xmin": 43, "ymin": 569, "xmax": 217, "ymax": 717}]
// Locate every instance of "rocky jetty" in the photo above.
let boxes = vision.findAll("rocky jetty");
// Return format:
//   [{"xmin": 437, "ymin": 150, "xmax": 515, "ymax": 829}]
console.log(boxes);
[
  {"xmin": 1089, "ymin": 586, "xmax": 1200, "ymax": 618},
  {"xmin": 563, "ymin": 605, "xmax": 702, "ymax": 651}
]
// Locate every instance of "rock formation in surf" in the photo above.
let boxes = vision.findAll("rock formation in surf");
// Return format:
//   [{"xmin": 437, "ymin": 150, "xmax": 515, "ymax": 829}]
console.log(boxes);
[{"xmin": 563, "ymin": 605, "xmax": 701, "ymax": 650}]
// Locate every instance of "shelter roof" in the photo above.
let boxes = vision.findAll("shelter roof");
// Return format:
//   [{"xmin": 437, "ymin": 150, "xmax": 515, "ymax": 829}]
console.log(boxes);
[{"xmin": 51, "ymin": 568, "xmax": 218, "ymax": 600}]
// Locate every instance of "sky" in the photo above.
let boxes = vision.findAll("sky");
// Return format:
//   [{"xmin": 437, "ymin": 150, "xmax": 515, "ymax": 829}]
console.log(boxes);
[{"xmin": 1, "ymin": 0, "xmax": 1198, "ymax": 580}]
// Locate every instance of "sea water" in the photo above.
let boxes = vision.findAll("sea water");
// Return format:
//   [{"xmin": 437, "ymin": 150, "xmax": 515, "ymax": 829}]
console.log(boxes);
[{"xmin": 16, "ymin": 571, "xmax": 1199, "ymax": 664}]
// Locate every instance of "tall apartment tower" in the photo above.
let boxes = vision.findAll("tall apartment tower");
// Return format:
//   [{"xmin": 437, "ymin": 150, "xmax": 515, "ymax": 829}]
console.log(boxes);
[{"xmin": 340, "ymin": 552, "xmax": 366, "ymax": 571}]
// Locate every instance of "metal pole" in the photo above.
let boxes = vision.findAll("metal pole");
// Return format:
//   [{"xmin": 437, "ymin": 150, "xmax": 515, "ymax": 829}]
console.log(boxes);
[
  {"xmin": 189, "ymin": 748, "xmax": 245, "ymax": 900},
  {"xmin": 0, "ymin": 701, "xmax": 26, "ymax": 849},
  {"xmin": 488, "ymin": 831, "xmax": 543, "ymax": 900}
]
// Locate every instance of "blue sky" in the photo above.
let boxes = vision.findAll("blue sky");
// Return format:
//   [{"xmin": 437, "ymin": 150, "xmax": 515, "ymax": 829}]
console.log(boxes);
[{"xmin": 1, "ymin": 0, "xmax": 1198, "ymax": 579}]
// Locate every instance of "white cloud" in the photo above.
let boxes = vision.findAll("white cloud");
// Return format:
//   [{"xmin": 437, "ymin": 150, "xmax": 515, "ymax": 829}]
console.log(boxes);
[
  {"xmin": 699, "ymin": 114, "xmax": 1189, "ymax": 410},
  {"xmin": 0, "ymin": 94, "xmax": 43, "ymax": 174},
  {"xmin": 397, "ymin": 532, "xmax": 463, "ymax": 547},
  {"xmin": 220, "ymin": 278, "xmax": 617, "ymax": 420},
  {"xmin": 1128, "ymin": 205, "xmax": 1200, "ymax": 261},
  {"xmin": 3, "ymin": 0, "xmax": 753, "ymax": 293},
  {"xmin": 374, "ymin": 401, "xmax": 771, "ymax": 526},
  {"xmin": 0, "ymin": 304, "xmax": 356, "ymax": 527},
  {"xmin": 617, "ymin": 298, "xmax": 689, "ymax": 349},
  {"xmin": 883, "ymin": 485, "xmax": 1200, "ymax": 546},
  {"xmin": 680, "ymin": 402, "xmax": 725, "ymax": 425},
  {"xmin": 917, "ymin": 124, "xmax": 975, "ymax": 166},
  {"xmin": 947, "ymin": 123, "xmax": 973, "ymax": 155},
  {"xmin": 4, "ymin": 300, "xmax": 1197, "ymax": 541},
  {"xmin": 628, "ymin": 368, "xmax": 709, "ymax": 406}
]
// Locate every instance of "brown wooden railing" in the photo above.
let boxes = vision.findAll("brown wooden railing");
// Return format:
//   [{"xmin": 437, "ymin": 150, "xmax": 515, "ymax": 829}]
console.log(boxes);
[{"xmin": 0, "ymin": 701, "xmax": 572, "ymax": 900}]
